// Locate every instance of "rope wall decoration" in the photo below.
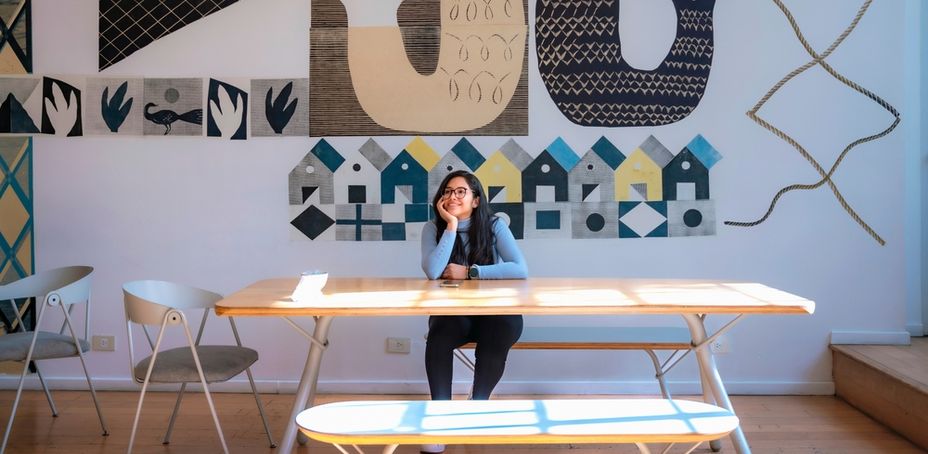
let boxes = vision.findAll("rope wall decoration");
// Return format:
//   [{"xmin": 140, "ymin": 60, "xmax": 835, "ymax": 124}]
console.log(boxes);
[{"xmin": 725, "ymin": 0, "xmax": 900, "ymax": 246}]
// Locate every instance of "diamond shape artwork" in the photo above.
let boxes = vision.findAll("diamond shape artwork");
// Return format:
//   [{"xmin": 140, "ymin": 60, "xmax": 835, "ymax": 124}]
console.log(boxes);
[{"xmin": 619, "ymin": 201, "xmax": 667, "ymax": 238}]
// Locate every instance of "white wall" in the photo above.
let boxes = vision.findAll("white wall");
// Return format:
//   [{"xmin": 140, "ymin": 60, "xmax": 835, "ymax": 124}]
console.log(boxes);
[{"xmin": 14, "ymin": 0, "xmax": 915, "ymax": 395}]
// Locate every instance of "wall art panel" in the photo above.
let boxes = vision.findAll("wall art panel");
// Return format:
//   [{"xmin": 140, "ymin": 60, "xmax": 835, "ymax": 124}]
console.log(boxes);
[
  {"xmin": 289, "ymin": 136, "xmax": 720, "ymax": 242},
  {"xmin": 143, "ymin": 78, "xmax": 203, "ymax": 136},
  {"xmin": 250, "ymin": 79, "xmax": 309, "ymax": 137},
  {"xmin": 83, "ymin": 78, "xmax": 143, "ymax": 136},
  {"xmin": 536, "ymin": 0, "xmax": 715, "ymax": 126},
  {"xmin": 309, "ymin": 0, "xmax": 528, "ymax": 136},
  {"xmin": 99, "ymin": 0, "xmax": 240, "ymax": 70}
]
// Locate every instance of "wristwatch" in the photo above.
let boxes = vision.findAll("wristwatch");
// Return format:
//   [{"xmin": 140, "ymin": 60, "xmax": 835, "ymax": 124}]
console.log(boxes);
[{"xmin": 468, "ymin": 265, "xmax": 479, "ymax": 280}]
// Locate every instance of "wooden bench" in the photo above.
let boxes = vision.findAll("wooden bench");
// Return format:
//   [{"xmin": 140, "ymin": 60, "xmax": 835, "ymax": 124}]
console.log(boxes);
[
  {"xmin": 296, "ymin": 398, "xmax": 738, "ymax": 454},
  {"xmin": 453, "ymin": 326, "xmax": 694, "ymax": 399}
]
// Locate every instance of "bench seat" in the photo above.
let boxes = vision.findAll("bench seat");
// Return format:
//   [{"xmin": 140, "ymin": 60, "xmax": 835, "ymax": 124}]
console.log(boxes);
[
  {"xmin": 297, "ymin": 398, "xmax": 737, "ymax": 453},
  {"xmin": 469, "ymin": 326, "xmax": 693, "ymax": 350}
]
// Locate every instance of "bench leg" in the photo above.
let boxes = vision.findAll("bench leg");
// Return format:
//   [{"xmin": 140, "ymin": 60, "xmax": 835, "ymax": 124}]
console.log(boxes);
[
  {"xmin": 635, "ymin": 442, "xmax": 653, "ymax": 454},
  {"xmin": 683, "ymin": 314, "xmax": 751, "ymax": 454}
]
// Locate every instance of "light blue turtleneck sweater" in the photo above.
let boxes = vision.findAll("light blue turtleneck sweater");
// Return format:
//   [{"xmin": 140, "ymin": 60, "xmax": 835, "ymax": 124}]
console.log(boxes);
[{"xmin": 420, "ymin": 217, "xmax": 528, "ymax": 280}]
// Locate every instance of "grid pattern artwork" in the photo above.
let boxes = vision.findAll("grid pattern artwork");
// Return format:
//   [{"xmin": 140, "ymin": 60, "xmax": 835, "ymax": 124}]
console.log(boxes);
[
  {"xmin": 0, "ymin": 0, "xmax": 30, "ymax": 74},
  {"xmin": 0, "ymin": 137, "xmax": 32, "ymax": 282},
  {"xmin": 99, "ymin": 0, "xmax": 239, "ymax": 70},
  {"xmin": 290, "ymin": 136, "xmax": 721, "ymax": 241}
]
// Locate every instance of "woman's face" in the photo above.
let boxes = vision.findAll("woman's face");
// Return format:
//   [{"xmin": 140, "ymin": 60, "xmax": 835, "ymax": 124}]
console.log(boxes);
[{"xmin": 441, "ymin": 176, "xmax": 479, "ymax": 220}]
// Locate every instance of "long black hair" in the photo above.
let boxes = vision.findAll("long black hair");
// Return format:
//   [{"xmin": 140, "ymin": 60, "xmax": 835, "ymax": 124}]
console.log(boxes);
[{"xmin": 432, "ymin": 170, "xmax": 497, "ymax": 267}]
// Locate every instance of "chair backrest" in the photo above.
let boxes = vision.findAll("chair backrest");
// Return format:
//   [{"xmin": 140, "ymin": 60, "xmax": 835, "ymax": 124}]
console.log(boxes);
[
  {"xmin": 0, "ymin": 266, "xmax": 93, "ymax": 306},
  {"xmin": 123, "ymin": 280, "xmax": 222, "ymax": 326},
  {"xmin": 0, "ymin": 266, "xmax": 94, "ymax": 340}
]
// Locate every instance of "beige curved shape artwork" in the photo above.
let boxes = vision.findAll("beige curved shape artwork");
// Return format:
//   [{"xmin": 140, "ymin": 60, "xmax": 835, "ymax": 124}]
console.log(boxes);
[{"xmin": 345, "ymin": 1, "xmax": 526, "ymax": 132}]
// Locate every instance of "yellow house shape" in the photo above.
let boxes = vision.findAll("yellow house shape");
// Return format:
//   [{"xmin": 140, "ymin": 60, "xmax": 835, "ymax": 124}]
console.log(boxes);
[
  {"xmin": 614, "ymin": 136, "xmax": 674, "ymax": 201},
  {"xmin": 475, "ymin": 150, "xmax": 523, "ymax": 203},
  {"xmin": 404, "ymin": 136, "xmax": 440, "ymax": 171}
]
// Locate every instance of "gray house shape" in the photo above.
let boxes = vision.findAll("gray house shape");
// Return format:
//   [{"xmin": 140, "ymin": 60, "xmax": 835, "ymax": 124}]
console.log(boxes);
[
  {"xmin": 428, "ymin": 138, "xmax": 486, "ymax": 198},
  {"xmin": 288, "ymin": 139, "xmax": 345, "ymax": 205},
  {"xmin": 568, "ymin": 136, "xmax": 626, "ymax": 202}
]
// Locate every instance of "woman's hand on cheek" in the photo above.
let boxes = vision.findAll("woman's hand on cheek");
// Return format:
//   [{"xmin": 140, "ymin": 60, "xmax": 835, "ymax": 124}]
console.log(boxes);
[{"xmin": 436, "ymin": 199, "xmax": 458, "ymax": 231}]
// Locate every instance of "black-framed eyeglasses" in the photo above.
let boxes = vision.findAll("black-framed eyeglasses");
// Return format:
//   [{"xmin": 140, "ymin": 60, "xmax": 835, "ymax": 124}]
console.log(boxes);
[{"xmin": 442, "ymin": 187, "xmax": 472, "ymax": 199}]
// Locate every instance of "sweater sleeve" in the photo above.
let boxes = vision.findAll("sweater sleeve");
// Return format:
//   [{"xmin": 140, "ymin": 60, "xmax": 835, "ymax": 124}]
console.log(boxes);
[
  {"xmin": 473, "ymin": 219, "xmax": 528, "ymax": 279},
  {"xmin": 420, "ymin": 222, "xmax": 456, "ymax": 280}
]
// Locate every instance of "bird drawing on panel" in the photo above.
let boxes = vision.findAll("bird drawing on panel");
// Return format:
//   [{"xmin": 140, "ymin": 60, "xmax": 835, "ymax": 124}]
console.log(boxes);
[{"xmin": 144, "ymin": 103, "xmax": 203, "ymax": 135}]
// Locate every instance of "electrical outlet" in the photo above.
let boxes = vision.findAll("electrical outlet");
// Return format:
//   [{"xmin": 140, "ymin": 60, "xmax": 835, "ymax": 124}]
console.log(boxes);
[
  {"xmin": 386, "ymin": 337, "xmax": 411, "ymax": 354},
  {"xmin": 92, "ymin": 335, "xmax": 116, "ymax": 352},
  {"xmin": 709, "ymin": 335, "xmax": 730, "ymax": 354}
]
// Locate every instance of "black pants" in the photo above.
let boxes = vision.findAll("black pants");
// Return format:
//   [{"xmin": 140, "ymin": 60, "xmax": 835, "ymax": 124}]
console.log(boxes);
[{"xmin": 425, "ymin": 315, "xmax": 523, "ymax": 400}]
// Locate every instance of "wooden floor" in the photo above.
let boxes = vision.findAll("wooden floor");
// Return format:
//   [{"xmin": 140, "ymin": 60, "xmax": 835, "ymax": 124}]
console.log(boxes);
[{"xmin": 0, "ymin": 390, "xmax": 924, "ymax": 454}]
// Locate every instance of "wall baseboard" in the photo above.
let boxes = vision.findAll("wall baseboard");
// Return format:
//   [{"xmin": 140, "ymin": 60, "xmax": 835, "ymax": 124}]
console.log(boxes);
[
  {"xmin": 0, "ymin": 376, "xmax": 835, "ymax": 396},
  {"xmin": 905, "ymin": 323, "xmax": 925, "ymax": 337},
  {"xmin": 830, "ymin": 330, "xmax": 911, "ymax": 345}
]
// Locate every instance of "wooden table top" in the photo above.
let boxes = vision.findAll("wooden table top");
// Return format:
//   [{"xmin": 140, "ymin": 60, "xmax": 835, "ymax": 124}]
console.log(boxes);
[{"xmin": 214, "ymin": 277, "xmax": 815, "ymax": 317}]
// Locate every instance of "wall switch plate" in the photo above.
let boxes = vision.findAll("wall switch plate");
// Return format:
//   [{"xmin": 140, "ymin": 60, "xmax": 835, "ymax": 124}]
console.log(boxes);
[
  {"xmin": 92, "ymin": 335, "xmax": 116, "ymax": 352},
  {"xmin": 386, "ymin": 337, "xmax": 411, "ymax": 354}
]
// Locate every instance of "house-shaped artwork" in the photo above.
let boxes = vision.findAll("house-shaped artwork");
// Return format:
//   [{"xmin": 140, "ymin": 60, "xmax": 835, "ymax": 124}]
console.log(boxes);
[
  {"xmin": 428, "ymin": 138, "xmax": 486, "ymax": 197},
  {"xmin": 475, "ymin": 139, "xmax": 532, "ymax": 203},
  {"xmin": 568, "ymin": 136, "xmax": 625, "ymax": 203},
  {"xmin": 615, "ymin": 135, "xmax": 674, "ymax": 202},
  {"xmin": 334, "ymin": 138, "xmax": 389, "ymax": 205},
  {"xmin": 663, "ymin": 135, "xmax": 722, "ymax": 201},
  {"xmin": 523, "ymin": 137, "xmax": 579, "ymax": 203},
  {"xmin": 288, "ymin": 139, "xmax": 344, "ymax": 205},
  {"xmin": 381, "ymin": 137, "xmax": 437, "ymax": 204}
]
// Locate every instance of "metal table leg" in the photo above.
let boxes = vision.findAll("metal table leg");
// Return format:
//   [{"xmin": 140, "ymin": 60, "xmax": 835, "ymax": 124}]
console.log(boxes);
[
  {"xmin": 682, "ymin": 314, "xmax": 751, "ymax": 454},
  {"xmin": 279, "ymin": 315, "xmax": 335, "ymax": 454}
]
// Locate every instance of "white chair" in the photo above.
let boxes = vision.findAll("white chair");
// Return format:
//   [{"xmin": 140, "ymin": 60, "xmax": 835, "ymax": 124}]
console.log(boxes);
[
  {"xmin": 122, "ymin": 280, "xmax": 275, "ymax": 454},
  {"xmin": 0, "ymin": 265, "xmax": 108, "ymax": 454}
]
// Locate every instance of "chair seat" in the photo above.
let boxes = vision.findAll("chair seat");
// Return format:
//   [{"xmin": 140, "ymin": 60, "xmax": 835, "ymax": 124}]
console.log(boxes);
[
  {"xmin": 134, "ymin": 345, "xmax": 258, "ymax": 383},
  {"xmin": 0, "ymin": 331, "xmax": 90, "ymax": 362}
]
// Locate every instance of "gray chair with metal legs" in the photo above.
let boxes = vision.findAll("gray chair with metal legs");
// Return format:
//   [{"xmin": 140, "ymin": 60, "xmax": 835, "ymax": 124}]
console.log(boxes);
[
  {"xmin": 0, "ymin": 265, "xmax": 108, "ymax": 454},
  {"xmin": 122, "ymin": 280, "xmax": 275, "ymax": 454}
]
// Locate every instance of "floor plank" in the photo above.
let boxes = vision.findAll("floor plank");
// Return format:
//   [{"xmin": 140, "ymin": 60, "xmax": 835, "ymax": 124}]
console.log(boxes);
[{"xmin": 0, "ymin": 391, "xmax": 923, "ymax": 453}]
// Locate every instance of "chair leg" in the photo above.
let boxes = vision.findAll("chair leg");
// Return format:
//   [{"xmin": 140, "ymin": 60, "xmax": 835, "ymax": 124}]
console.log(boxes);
[
  {"xmin": 244, "ymin": 366, "xmax": 277, "ymax": 448},
  {"xmin": 62, "ymin": 308, "xmax": 108, "ymax": 436},
  {"xmin": 162, "ymin": 383, "xmax": 188, "ymax": 444},
  {"xmin": 128, "ymin": 377, "xmax": 152, "ymax": 454},
  {"xmin": 33, "ymin": 363, "xmax": 59, "ymax": 417}
]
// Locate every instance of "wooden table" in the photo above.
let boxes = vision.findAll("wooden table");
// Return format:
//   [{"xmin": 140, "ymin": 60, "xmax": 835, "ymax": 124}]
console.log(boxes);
[{"xmin": 216, "ymin": 277, "xmax": 815, "ymax": 454}]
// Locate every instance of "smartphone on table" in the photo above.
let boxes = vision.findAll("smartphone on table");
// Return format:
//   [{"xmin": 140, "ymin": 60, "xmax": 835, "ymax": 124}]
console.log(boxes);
[{"xmin": 439, "ymin": 280, "xmax": 461, "ymax": 288}]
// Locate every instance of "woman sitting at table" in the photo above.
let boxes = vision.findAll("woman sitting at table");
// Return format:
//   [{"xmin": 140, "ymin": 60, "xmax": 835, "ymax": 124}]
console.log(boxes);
[{"xmin": 420, "ymin": 170, "xmax": 528, "ymax": 453}]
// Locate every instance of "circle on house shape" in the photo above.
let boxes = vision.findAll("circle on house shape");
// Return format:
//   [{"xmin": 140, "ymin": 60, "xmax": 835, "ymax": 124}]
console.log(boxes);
[
  {"xmin": 447, "ymin": 165, "xmax": 453, "ymax": 171},
  {"xmin": 305, "ymin": 165, "xmax": 315, "ymax": 174},
  {"xmin": 682, "ymin": 161, "xmax": 691, "ymax": 170},
  {"xmin": 402, "ymin": 163, "xmax": 409, "ymax": 170},
  {"xmin": 586, "ymin": 213, "xmax": 605, "ymax": 232},
  {"xmin": 683, "ymin": 209, "xmax": 702, "ymax": 227},
  {"xmin": 587, "ymin": 164, "xmax": 594, "ymax": 171},
  {"xmin": 541, "ymin": 164, "xmax": 550, "ymax": 173},
  {"xmin": 353, "ymin": 163, "xmax": 361, "ymax": 172}
]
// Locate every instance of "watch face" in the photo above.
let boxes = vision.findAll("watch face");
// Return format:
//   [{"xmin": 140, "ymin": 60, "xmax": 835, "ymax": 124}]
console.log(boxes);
[{"xmin": 469, "ymin": 266, "xmax": 478, "ymax": 278}]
